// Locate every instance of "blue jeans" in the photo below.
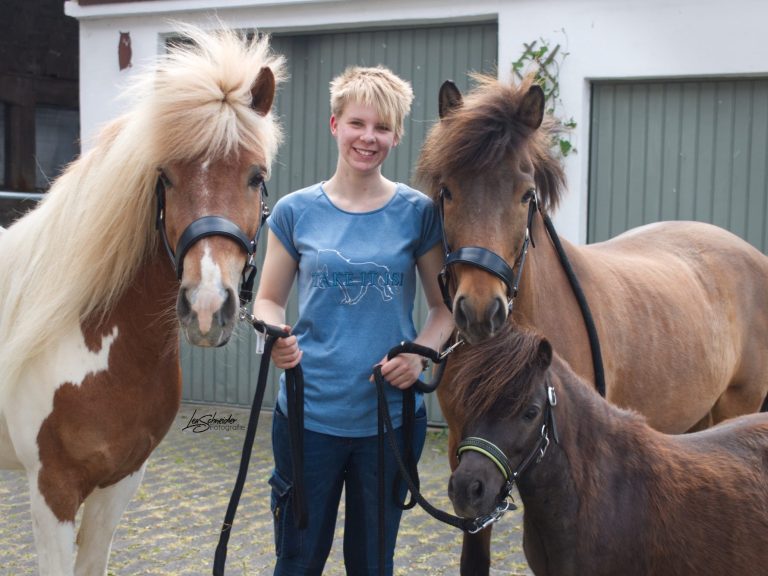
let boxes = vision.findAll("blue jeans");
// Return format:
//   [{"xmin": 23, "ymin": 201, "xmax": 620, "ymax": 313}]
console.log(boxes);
[{"xmin": 269, "ymin": 403, "xmax": 427, "ymax": 576}]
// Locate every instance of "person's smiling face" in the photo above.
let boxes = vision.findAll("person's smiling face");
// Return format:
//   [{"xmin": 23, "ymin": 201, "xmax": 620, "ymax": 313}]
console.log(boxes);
[{"xmin": 331, "ymin": 101, "xmax": 399, "ymax": 175}]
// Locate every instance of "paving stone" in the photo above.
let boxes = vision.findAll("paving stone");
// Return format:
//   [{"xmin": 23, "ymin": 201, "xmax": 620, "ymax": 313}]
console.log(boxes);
[{"xmin": 0, "ymin": 403, "xmax": 533, "ymax": 575}]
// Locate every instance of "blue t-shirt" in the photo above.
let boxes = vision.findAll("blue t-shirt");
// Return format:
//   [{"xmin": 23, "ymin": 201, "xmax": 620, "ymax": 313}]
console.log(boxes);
[{"xmin": 267, "ymin": 182, "xmax": 441, "ymax": 436}]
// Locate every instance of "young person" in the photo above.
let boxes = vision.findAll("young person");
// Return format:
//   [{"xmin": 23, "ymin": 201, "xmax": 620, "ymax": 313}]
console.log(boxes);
[{"xmin": 253, "ymin": 65, "xmax": 454, "ymax": 575}]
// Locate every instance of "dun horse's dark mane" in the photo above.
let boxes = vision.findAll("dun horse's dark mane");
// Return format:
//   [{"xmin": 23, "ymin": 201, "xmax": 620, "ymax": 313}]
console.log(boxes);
[
  {"xmin": 450, "ymin": 324, "xmax": 546, "ymax": 419},
  {"xmin": 415, "ymin": 74, "xmax": 566, "ymax": 213}
]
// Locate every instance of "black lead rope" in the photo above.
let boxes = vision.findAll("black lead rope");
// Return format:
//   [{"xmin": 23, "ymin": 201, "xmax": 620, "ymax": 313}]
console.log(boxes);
[
  {"xmin": 373, "ymin": 343, "xmax": 518, "ymax": 574},
  {"xmin": 373, "ymin": 365, "xmax": 478, "ymax": 531},
  {"xmin": 541, "ymin": 214, "xmax": 606, "ymax": 397},
  {"xmin": 212, "ymin": 318, "xmax": 306, "ymax": 576}
]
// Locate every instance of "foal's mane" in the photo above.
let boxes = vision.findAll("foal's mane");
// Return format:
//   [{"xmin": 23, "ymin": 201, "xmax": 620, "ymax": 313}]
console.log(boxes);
[
  {"xmin": 415, "ymin": 74, "xmax": 565, "ymax": 213},
  {"xmin": 450, "ymin": 324, "xmax": 547, "ymax": 419},
  {"xmin": 0, "ymin": 25, "xmax": 285, "ymax": 407}
]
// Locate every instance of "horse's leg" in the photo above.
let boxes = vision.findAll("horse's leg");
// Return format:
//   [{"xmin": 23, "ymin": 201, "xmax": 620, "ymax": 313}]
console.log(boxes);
[
  {"xmin": 74, "ymin": 462, "xmax": 147, "ymax": 576},
  {"xmin": 445, "ymin": 424, "xmax": 494, "ymax": 576},
  {"xmin": 461, "ymin": 528, "xmax": 493, "ymax": 576},
  {"xmin": 27, "ymin": 469, "xmax": 77, "ymax": 576}
]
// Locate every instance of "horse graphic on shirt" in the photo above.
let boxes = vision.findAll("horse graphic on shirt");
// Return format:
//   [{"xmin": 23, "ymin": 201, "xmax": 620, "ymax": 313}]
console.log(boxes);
[{"xmin": 313, "ymin": 249, "xmax": 402, "ymax": 305}]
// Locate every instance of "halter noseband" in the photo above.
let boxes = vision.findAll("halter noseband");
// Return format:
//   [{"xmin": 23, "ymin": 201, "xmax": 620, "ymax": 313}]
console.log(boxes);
[
  {"xmin": 456, "ymin": 380, "xmax": 559, "ymax": 519},
  {"xmin": 437, "ymin": 186, "xmax": 538, "ymax": 313},
  {"xmin": 154, "ymin": 177, "xmax": 269, "ymax": 306}
]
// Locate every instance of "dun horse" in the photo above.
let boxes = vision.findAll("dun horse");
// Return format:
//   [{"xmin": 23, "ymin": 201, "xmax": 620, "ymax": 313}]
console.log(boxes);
[
  {"xmin": 415, "ymin": 75, "xmax": 768, "ymax": 574},
  {"xmin": 448, "ymin": 326, "xmax": 768, "ymax": 576},
  {"xmin": 0, "ymin": 26, "xmax": 284, "ymax": 575}
]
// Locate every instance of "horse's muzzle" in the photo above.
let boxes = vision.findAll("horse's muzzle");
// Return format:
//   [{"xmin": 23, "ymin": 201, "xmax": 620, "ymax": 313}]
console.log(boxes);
[
  {"xmin": 177, "ymin": 285, "xmax": 237, "ymax": 347},
  {"xmin": 448, "ymin": 462, "xmax": 501, "ymax": 519},
  {"xmin": 454, "ymin": 294, "xmax": 508, "ymax": 344}
]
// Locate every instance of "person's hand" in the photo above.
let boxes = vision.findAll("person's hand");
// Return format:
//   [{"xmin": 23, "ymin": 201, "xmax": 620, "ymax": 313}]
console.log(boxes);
[
  {"xmin": 271, "ymin": 325, "xmax": 302, "ymax": 369},
  {"xmin": 373, "ymin": 352, "xmax": 424, "ymax": 390}
]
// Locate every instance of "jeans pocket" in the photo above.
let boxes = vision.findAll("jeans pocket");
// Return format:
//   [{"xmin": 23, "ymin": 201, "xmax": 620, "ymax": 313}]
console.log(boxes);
[{"xmin": 268, "ymin": 468, "xmax": 299, "ymax": 558}]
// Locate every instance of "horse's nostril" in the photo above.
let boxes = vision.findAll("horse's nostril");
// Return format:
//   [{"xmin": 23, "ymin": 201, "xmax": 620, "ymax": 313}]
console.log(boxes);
[
  {"xmin": 488, "ymin": 296, "xmax": 507, "ymax": 334},
  {"xmin": 456, "ymin": 296, "xmax": 471, "ymax": 327},
  {"xmin": 177, "ymin": 287, "xmax": 192, "ymax": 318},
  {"xmin": 219, "ymin": 288, "xmax": 236, "ymax": 326},
  {"xmin": 469, "ymin": 479, "xmax": 484, "ymax": 502}
]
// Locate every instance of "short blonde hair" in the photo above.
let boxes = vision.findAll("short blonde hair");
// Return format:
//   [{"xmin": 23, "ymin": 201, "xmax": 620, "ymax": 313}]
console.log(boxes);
[{"xmin": 330, "ymin": 65, "xmax": 414, "ymax": 139}]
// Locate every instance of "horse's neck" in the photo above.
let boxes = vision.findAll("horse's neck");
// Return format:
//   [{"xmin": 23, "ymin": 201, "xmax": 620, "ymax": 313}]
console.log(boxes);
[
  {"xmin": 85, "ymin": 247, "xmax": 179, "ymax": 355},
  {"xmin": 518, "ymin": 361, "xmax": 652, "ymax": 565},
  {"xmin": 513, "ymin": 213, "xmax": 595, "ymax": 381}
]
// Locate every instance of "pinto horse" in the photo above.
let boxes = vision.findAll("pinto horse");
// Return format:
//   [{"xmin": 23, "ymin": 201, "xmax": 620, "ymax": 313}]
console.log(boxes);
[
  {"xmin": 0, "ymin": 26, "xmax": 284, "ymax": 575},
  {"xmin": 415, "ymin": 75, "xmax": 768, "ymax": 575},
  {"xmin": 448, "ymin": 326, "xmax": 768, "ymax": 576}
]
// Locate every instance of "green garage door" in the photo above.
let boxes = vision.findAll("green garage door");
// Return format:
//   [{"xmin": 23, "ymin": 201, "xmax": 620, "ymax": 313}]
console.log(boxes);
[
  {"xmin": 181, "ymin": 22, "xmax": 498, "ymax": 424},
  {"xmin": 589, "ymin": 78, "xmax": 768, "ymax": 251}
]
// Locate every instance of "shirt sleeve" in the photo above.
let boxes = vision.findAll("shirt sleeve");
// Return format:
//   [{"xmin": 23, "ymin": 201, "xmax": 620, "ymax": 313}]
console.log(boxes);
[
  {"xmin": 266, "ymin": 196, "xmax": 301, "ymax": 261},
  {"xmin": 415, "ymin": 197, "xmax": 442, "ymax": 259}
]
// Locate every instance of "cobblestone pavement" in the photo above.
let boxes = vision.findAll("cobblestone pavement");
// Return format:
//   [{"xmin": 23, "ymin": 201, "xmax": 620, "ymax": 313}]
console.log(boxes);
[{"xmin": 0, "ymin": 403, "xmax": 533, "ymax": 575}]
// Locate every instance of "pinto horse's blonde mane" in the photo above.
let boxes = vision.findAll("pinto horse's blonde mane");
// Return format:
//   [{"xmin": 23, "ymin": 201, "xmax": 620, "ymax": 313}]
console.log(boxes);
[
  {"xmin": 0, "ymin": 25, "xmax": 285, "ymax": 408},
  {"xmin": 416, "ymin": 74, "xmax": 566, "ymax": 213}
]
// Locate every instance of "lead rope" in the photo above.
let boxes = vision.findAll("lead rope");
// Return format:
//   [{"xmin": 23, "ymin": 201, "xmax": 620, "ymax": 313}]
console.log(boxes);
[
  {"xmin": 540, "ymin": 214, "xmax": 606, "ymax": 397},
  {"xmin": 373, "ymin": 344, "xmax": 518, "ymax": 574},
  {"xmin": 438, "ymin": 195, "xmax": 606, "ymax": 399},
  {"xmin": 212, "ymin": 314, "xmax": 306, "ymax": 576}
]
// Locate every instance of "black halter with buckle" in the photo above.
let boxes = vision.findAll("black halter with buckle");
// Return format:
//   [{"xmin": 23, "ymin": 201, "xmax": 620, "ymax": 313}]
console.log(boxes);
[
  {"xmin": 437, "ymin": 186, "xmax": 538, "ymax": 313},
  {"xmin": 154, "ymin": 176, "xmax": 269, "ymax": 306},
  {"xmin": 456, "ymin": 379, "xmax": 559, "ymax": 522}
]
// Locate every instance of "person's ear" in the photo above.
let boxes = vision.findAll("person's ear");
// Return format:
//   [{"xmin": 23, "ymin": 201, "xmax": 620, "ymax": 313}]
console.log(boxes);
[{"xmin": 330, "ymin": 114, "xmax": 338, "ymax": 135}]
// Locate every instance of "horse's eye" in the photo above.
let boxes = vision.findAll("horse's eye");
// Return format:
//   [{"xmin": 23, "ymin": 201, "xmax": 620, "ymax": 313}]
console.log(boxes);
[
  {"xmin": 248, "ymin": 172, "xmax": 265, "ymax": 189},
  {"xmin": 523, "ymin": 406, "xmax": 539, "ymax": 421},
  {"xmin": 440, "ymin": 186, "xmax": 453, "ymax": 201},
  {"xmin": 157, "ymin": 170, "xmax": 172, "ymax": 189},
  {"xmin": 521, "ymin": 188, "xmax": 536, "ymax": 204}
]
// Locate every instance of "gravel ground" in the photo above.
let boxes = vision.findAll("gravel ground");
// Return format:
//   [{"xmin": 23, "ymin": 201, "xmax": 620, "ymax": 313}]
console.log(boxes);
[{"xmin": 0, "ymin": 403, "xmax": 532, "ymax": 575}]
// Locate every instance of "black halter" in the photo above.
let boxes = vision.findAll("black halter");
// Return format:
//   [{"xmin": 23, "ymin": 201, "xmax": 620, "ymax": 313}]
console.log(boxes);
[
  {"xmin": 437, "ymin": 186, "xmax": 538, "ymax": 313},
  {"xmin": 456, "ymin": 379, "xmax": 559, "ymax": 507},
  {"xmin": 154, "ymin": 177, "xmax": 269, "ymax": 306}
]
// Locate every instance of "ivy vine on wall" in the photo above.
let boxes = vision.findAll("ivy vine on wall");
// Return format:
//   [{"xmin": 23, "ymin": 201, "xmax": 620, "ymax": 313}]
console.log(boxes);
[{"xmin": 512, "ymin": 38, "xmax": 577, "ymax": 157}]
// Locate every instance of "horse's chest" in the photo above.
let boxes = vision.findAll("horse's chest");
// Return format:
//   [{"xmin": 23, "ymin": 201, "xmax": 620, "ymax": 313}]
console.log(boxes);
[{"xmin": 14, "ymin": 320, "xmax": 180, "ymax": 493}]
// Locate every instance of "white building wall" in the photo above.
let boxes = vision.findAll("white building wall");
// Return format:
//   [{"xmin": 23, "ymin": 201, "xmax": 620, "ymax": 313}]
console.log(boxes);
[{"xmin": 65, "ymin": 0, "xmax": 768, "ymax": 244}]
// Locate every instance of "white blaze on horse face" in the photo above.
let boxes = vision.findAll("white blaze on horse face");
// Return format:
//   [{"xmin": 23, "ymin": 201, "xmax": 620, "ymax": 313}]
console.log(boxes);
[{"xmin": 190, "ymin": 243, "xmax": 226, "ymax": 334}]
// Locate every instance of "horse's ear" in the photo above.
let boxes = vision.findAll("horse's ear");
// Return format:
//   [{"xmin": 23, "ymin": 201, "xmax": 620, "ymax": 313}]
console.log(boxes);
[
  {"xmin": 439, "ymin": 80, "xmax": 463, "ymax": 119},
  {"xmin": 518, "ymin": 84, "xmax": 545, "ymax": 130},
  {"xmin": 535, "ymin": 338, "xmax": 553, "ymax": 370},
  {"xmin": 250, "ymin": 66, "xmax": 276, "ymax": 116}
]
